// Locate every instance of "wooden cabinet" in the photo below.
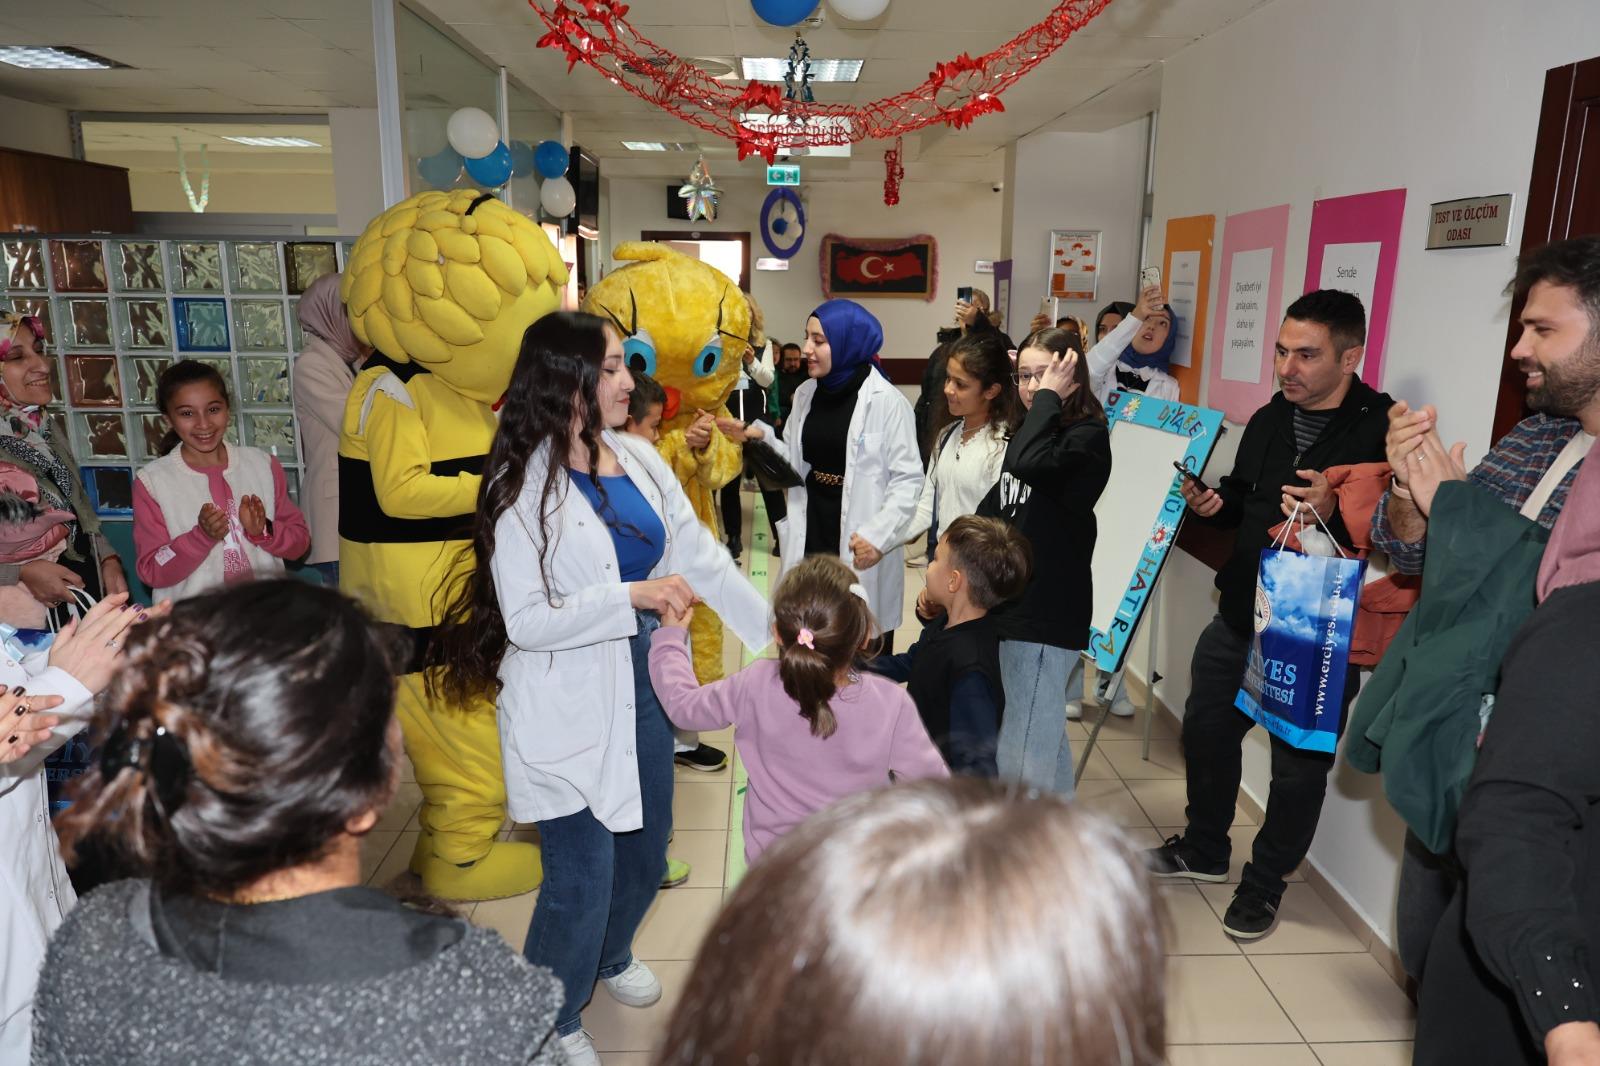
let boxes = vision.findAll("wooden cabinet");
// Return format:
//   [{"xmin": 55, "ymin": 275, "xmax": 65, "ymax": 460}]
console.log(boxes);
[{"xmin": 0, "ymin": 147, "xmax": 132, "ymax": 234}]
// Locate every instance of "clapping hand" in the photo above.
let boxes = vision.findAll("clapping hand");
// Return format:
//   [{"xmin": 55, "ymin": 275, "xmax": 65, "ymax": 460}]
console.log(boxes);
[
  {"xmin": 1384, "ymin": 400, "xmax": 1435, "ymax": 488},
  {"xmin": 848, "ymin": 533, "xmax": 883, "ymax": 571},
  {"xmin": 1, "ymin": 689, "xmax": 64, "ymax": 763},
  {"xmin": 198, "ymin": 503, "xmax": 230, "ymax": 542},
  {"xmin": 239, "ymin": 495, "xmax": 269, "ymax": 539},
  {"xmin": 684, "ymin": 410, "xmax": 716, "ymax": 451},
  {"xmin": 48, "ymin": 593, "xmax": 171, "ymax": 694},
  {"xmin": 1404, "ymin": 430, "xmax": 1469, "ymax": 517}
]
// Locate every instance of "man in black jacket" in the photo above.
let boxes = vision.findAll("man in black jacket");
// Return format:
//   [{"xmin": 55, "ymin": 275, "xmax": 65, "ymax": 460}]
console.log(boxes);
[{"xmin": 1147, "ymin": 289, "xmax": 1392, "ymax": 941}]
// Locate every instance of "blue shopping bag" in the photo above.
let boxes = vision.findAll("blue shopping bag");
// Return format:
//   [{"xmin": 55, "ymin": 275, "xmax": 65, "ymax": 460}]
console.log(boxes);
[{"xmin": 1234, "ymin": 506, "xmax": 1366, "ymax": 753}]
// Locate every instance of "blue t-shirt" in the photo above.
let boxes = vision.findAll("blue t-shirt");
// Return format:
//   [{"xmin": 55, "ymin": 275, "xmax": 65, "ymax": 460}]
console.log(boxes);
[{"xmin": 566, "ymin": 470, "xmax": 666, "ymax": 582}]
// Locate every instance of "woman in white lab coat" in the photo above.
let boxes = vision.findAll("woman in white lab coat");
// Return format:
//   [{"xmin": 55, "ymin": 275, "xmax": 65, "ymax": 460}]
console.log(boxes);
[
  {"xmin": 0, "ymin": 595, "xmax": 150, "ymax": 1065},
  {"xmin": 432, "ymin": 311, "xmax": 768, "ymax": 1066},
  {"xmin": 742, "ymin": 300, "xmax": 923, "ymax": 651}
]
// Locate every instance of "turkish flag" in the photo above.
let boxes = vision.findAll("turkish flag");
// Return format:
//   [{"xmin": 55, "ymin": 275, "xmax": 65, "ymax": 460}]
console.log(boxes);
[{"xmin": 836, "ymin": 250, "xmax": 926, "ymax": 284}]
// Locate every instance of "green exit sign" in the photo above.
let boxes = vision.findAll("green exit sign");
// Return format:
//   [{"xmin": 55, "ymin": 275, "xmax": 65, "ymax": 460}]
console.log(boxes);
[{"xmin": 766, "ymin": 164, "xmax": 801, "ymax": 186}]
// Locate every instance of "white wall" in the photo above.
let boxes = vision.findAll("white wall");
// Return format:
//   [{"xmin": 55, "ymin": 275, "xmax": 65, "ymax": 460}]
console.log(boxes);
[
  {"xmin": 0, "ymin": 92, "xmax": 73, "ymax": 158},
  {"xmin": 330, "ymin": 108, "xmax": 386, "ymax": 235},
  {"xmin": 604, "ymin": 176, "xmax": 1003, "ymax": 357},
  {"xmin": 1004, "ymin": 118, "xmax": 1152, "ymax": 332},
  {"xmin": 1139, "ymin": 0, "xmax": 1600, "ymax": 948}
]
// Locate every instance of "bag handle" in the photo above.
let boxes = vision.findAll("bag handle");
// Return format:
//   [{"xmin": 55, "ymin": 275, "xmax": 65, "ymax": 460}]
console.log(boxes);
[{"xmin": 1273, "ymin": 499, "xmax": 1352, "ymax": 559}]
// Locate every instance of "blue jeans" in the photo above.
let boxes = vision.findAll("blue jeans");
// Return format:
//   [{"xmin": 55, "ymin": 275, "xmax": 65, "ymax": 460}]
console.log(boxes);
[
  {"xmin": 523, "ymin": 612, "xmax": 675, "ymax": 1035},
  {"xmin": 997, "ymin": 640, "xmax": 1076, "ymax": 797},
  {"xmin": 310, "ymin": 561, "xmax": 340, "ymax": 587}
]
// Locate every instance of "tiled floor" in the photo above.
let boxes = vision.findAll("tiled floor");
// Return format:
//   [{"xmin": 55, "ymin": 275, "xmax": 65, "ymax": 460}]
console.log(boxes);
[{"xmin": 361, "ymin": 511, "xmax": 1415, "ymax": 1064}]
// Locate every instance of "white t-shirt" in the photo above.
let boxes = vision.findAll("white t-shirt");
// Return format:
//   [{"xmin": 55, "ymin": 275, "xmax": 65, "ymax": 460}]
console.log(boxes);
[
  {"xmin": 912, "ymin": 421, "xmax": 1007, "ymax": 540},
  {"xmin": 1520, "ymin": 431, "xmax": 1594, "ymax": 520}
]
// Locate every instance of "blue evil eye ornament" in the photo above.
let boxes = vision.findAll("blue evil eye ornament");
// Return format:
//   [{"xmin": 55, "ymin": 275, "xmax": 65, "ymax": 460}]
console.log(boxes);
[
  {"xmin": 464, "ymin": 142, "xmax": 514, "ymax": 188},
  {"xmin": 534, "ymin": 139, "xmax": 570, "ymax": 180},
  {"xmin": 760, "ymin": 187, "xmax": 806, "ymax": 259}
]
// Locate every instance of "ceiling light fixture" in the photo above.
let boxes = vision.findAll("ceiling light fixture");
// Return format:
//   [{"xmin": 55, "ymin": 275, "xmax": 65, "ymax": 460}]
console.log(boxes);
[
  {"xmin": 740, "ymin": 57, "xmax": 862, "ymax": 83},
  {"xmin": 622, "ymin": 140, "xmax": 699, "ymax": 152},
  {"xmin": 222, "ymin": 136, "xmax": 322, "ymax": 148},
  {"xmin": 0, "ymin": 45, "xmax": 125, "ymax": 70}
]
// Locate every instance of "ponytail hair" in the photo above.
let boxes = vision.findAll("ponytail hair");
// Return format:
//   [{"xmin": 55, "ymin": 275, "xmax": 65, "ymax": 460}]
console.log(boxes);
[
  {"xmin": 771, "ymin": 556, "xmax": 876, "ymax": 739},
  {"xmin": 55, "ymin": 580, "xmax": 402, "ymax": 900},
  {"xmin": 155, "ymin": 359, "xmax": 231, "ymax": 456}
]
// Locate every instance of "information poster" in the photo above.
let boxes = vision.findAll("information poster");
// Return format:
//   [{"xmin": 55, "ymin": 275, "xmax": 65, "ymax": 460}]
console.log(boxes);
[
  {"xmin": 1161, "ymin": 214, "xmax": 1216, "ymax": 404},
  {"xmin": 1048, "ymin": 230, "xmax": 1100, "ymax": 301},
  {"xmin": 1302, "ymin": 188, "xmax": 1406, "ymax": 387},
  {"xmin": 1206, "ymin": 204, "xmax": 1291, "ymax": 423},
  {"xmin": 992, "ymin": 258, "xmax": 1013, "ymax": 337}
]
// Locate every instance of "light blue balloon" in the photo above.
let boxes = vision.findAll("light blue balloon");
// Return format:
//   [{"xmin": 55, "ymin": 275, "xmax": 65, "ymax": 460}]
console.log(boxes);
[
  {"xmin": 417, "ymin": 146, "xmax": 463, "ymax": 190},
  {"xmin": 509, "ymin": 140, "xmax": 537, "ymax": 179},
  {"xmin": 464, "ymin": 142, "xmax": 514, "ymax": 188},
  {"xmin": 751, "ymin": 0, "xmax": 818, "ymax": 27},
  {"xmin": 534, "ymin": 139, "xmax": 570, "ymax": 180}
]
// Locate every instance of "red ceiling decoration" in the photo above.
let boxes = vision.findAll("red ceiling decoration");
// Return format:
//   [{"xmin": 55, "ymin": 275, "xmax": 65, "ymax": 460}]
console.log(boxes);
[{"xmin": 530, "ymin": 0, "xmax": 1115, "ymax": 165}]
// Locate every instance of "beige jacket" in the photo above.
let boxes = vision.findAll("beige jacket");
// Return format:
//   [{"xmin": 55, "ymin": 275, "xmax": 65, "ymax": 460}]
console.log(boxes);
[{"xmin": 292, "ymin": 337, "xmax": 356, "ymax": 564}]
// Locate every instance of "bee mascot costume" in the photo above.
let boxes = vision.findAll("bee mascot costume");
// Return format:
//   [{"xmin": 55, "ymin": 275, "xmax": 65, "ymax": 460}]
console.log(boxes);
[
  {"xmin": 583, "ymin": 242, "xmax": 751, "ymax": 683},
  {"xmin": 339, "ymin": 189, "xmax": 567, "ymax": 900}
]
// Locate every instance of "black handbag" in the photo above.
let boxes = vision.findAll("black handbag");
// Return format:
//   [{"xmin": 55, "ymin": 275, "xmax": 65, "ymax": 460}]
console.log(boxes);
[{"xmin": 744, "ymin": 435, "xmax": 804, "ymax": 490}]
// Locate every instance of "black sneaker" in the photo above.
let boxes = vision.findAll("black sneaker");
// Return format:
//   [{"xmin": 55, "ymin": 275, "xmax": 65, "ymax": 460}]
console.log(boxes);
[
  {"xmin": 1222, "ymin": 890, "xmax": 1279, "ymax": 941},
  {"xmin": 1144, "ymin": 834, "xmax": 1229, "ymax": 882},
  {"xmin": 674, "ymin": 743, "xmax": 729, "ymax": 773},
  {"xmin": 727, "ymin": 537, "xmax": 743, "ymax": 560}
]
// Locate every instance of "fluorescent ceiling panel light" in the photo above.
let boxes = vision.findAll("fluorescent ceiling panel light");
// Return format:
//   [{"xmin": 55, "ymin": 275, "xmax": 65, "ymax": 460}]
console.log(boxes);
[
  {"xmin": 0, "ymin": 45, "xmax": 124, "ymax": 70},
  {"xmin": 222, "ymin": 136, "xmax": 322, "ymax": 148},
  {"xmin": 622, "ymin": 141, "xmax": 666, "ymax": 151},
  {"xmin": 741, "ymin": 57, "xmax": 862, "ymax": 82}
]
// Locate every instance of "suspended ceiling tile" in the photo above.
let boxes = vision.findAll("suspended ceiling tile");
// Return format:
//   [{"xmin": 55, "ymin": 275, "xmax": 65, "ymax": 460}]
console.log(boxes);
[
  {"xmin": 1082, "ymin": 0, "xmax": 1271, "ymax": 38},
  {"xmin": 866, "ymin": 29, "xmax": 1026, "ymax": 61},
  {"xmin": 207, "ymin": 46, "xmax": 363, "ymax": 74},
  {"xmin": 256, "ymin": 0, "xmax": 372, "ymax": 17},
  {"xmin": 284, "ymin": 16, "xmax": 377, "ymax": 51},
  {"xmin": 123, "ymin": 17, "xmax": 326, "ymax": 49},
  {"xmin": 0, "ymin": 14, "xmax": 148, "ymax": 46}
]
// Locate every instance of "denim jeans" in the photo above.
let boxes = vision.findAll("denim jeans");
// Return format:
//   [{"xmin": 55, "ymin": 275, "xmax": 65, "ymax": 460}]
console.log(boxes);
[
  {"xmin": 310, "ymin": 561, "xmax": 340, "ymax": 587},
  {"xmin": 523, "ymin": 612, "xmax": 675, "ymax": 1035},
  {"xmin": 997, "ymin": 640, "xmax": 1076, "ymax": 797},
  {"xmin": 1179, "ymin": 614, "xmax": 1356, "ymax": 903}
]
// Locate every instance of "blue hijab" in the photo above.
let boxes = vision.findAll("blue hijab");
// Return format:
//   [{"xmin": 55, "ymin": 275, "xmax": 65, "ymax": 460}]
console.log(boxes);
[
  {"xmin": 1118, "ymin": 303, "xmax": 1180, "ymax": 371},
  {"xmin": 812, "ymin": 299, "xmax": 885, "ymax": 390}
]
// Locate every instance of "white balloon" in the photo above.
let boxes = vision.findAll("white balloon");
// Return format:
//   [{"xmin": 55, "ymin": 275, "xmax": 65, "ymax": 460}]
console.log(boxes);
[
  {"xmin": 828, "ymin": 0, "xmax": 890, "ymax": 20},
  {"xmin": 540, "ymin": 175, "xmax": 577, "ymax": 218},
  {"xmin": 446, "ymin": 107, "xmax": 500, "ymax": 160}
]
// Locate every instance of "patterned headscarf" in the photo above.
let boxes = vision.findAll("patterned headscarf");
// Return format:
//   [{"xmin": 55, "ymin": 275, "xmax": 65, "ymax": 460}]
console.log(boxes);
[{"xmin": 0, "ymin": 313, "xmax": 79, "ymax": 519}]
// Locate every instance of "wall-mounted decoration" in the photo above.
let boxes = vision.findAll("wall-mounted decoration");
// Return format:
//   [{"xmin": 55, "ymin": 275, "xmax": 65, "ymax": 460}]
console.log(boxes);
[
  {"xmin": 1047, "ymin": 229, "xmax": 1100, "ymax": 301},
  {"xmin": 1302, "ymin": 187, "xmax": 1406, "ymax": 389},
  {"xmin": 1207, "ymin": 204, "xmax": 1291, "ymax": 424},
  {"xmin": 3, "ymin": 237, "xmax": 352, "ymax": 513},
  {"xmin": 1161, "ymin": 214, "xmax": 1216, "ymax": 405},
  {"xmin": 820, "ymin": 234, "xmax": 937, "ymax": 301},
  {"xmin": 760, "ymin": 187, "xmax": 806, "ymax": 259}
]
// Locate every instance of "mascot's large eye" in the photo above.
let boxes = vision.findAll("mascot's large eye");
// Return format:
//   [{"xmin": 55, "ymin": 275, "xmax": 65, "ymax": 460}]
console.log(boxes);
[
  {"xmin": 622, "ymin": 330, "xmax": 657, "ymax": 377},
  {"xmin": 692, "ymin": 337, "xmax": 724, "ymax": 379}
]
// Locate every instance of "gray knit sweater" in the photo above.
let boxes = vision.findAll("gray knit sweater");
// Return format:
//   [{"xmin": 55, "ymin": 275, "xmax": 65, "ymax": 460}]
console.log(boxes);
[{"xmin": 31, "ymin": 880, "xmax": 568, "ymax": 1065}]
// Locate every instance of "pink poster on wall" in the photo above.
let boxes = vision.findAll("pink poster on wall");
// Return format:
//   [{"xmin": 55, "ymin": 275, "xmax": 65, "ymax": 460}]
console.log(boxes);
[
  {"xmin": 1302, "ymin": 188, "xmax": 1407, "ymax": 389},
  {"xmin": 1206, "ymin": 204, "xmax": 1292, "ymax": 423}
]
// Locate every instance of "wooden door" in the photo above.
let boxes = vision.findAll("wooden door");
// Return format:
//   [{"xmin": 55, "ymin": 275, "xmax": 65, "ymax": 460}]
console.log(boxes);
[{"xmin": 1492, "ymin": 56, "xmax": 1600, "ymax": 441}]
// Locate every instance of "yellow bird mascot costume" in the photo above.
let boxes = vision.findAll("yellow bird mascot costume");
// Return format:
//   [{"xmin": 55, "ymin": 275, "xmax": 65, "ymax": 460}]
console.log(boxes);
[
  {"xmin": 583, "ymin": 242, "xmax": 750, "ymax": 683},
  {"xmin": 339, "ymin": 189, "xmax": 567, "ymax": 900}
]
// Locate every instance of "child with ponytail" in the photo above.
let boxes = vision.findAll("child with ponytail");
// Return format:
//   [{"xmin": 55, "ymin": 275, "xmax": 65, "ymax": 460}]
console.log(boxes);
[{"xmin": 649, "ymin": 554, "xmax": 947, "ymax": 864}]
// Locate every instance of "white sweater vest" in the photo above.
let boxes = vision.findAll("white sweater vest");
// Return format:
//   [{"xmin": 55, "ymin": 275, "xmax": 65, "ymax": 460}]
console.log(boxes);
[{"xmin": 136, "ymin": 446, "xmax": 284, "ymax": 602}]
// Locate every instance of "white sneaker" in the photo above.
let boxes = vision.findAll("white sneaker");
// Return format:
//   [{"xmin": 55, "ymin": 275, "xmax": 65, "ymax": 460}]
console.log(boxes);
[
  {"xmin": 559, "ymin": 1029, "xmax": 601, "ymax": 1066},
  {"xmin": 1065, "ymin": 701, "xmax": 1083, "ymax": 721},
  {"xmin": 1109, "ymin": 699, "xmax": 1136, "ymax": 718},
  {"xmin": 601, "ymin": 959, "xmax": 662, "ymax": 1007}
]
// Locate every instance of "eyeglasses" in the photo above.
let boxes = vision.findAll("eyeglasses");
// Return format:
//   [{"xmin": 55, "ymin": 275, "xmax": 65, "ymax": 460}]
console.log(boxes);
[{"xmin": 1013, "ymin": 370, "xmax": 1047, "ymax": 385}]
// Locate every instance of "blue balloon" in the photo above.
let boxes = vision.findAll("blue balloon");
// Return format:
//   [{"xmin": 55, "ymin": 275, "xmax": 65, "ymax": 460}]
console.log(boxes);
[
  {"xmin": 509, "ymin": 140, "xmax": 537, "ymax": 179},
  {"xmin": 464, "ymin": 142, "xmax": 514, "ymax": 188},
  {"xmin": 751, "ymin": 0, "xmax": 818, "ymax": 27},
  {"xmin": 534, "ymin": 139, "xmax": 570, "ymax": 180},
  {"xmin": 417, "ymin": 146, "xmax": 463, "ymax": 190}
]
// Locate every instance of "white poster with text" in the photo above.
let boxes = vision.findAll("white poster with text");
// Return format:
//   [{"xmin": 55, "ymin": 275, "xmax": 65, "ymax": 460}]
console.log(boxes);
[
  {"xmin": 1317, "ymin": 241, "xmax": 1381, "ymax": 373},
  {"xmin": 1166, "ymin": 250, "xmax": 1201, "ymax": 368},
  {"xmin": 1220, "ymin": 247, "xmax": 1274, "ymax": 383}
]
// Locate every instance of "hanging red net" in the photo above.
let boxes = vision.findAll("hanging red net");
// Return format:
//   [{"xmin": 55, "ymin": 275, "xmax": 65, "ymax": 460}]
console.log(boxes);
[{"xmin": 531, "ymin": 0, "xmax": 1115, "ymax": 164}]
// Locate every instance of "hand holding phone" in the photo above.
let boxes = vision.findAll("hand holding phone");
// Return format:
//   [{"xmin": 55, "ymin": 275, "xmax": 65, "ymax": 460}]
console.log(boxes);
[
  {"xmin": 1140, "ymin": 265, "xmax": 1162, "ymax": 292},
  {"xmin": 1172, "ymin": 460, "xmax": 1207, "ymax": 491},
  {"xmin": 957, "ymin": 285, "xmax": 974, "ymax": 303}
]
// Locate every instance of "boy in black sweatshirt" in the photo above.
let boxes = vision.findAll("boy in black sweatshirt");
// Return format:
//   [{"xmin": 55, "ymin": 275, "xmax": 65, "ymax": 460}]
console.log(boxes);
[
  {"xmin": 1146, "ymin": 290, "xmax": 1393, "ymax": 943},
  {"xmin": 868, "ymin": 515, "xmax": 1031, "ymax": 776}
]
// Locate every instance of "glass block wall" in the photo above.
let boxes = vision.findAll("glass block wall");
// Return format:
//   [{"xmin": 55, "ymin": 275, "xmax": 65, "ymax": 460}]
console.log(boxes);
[{"xmin": 0, "ymin": 236, "xmax": 353, "ymax": 517}]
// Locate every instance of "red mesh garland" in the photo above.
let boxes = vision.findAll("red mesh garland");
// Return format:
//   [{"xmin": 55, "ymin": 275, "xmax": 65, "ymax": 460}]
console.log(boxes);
[
  {"xmin": 883, "ymin": 137, "xmax": 904, "ymax": 206},
  {"xmin": 529, "ymin": 0, "xmax": 1114, "ymax": 164}
]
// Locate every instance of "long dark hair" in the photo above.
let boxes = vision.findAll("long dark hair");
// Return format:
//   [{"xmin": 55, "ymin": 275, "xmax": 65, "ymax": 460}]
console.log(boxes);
[
  {"xmin": 430, "ymin": 311, "xmax": 619, "ymax": 704},
  {"xmin": 156, "ymin": 359, "xmax": 230, "ymax": 456},
  {"xmin": 772, "ymin": 555, "xmax": 876, "ymax": 739},
  {"xmin": 929, "ymin": 331, "xmax": 1024, "ymax": 446},
  {"xmin": 657, "ymin": 778, "xmax": 1167, "ymax": 1066},
  {"xmin": 1019, "ymin": 327, "xmax": 1106, "ymax": 427},
  {"xmin": 55, "ymin": 581, "xmax": 401, "ymax": 899}
]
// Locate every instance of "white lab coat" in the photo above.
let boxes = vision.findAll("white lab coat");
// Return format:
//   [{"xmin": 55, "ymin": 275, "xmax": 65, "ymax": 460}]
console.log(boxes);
[
  {"xmin": 1086, "ymin": 312, "xmax": 1180, "ymax": 406},
  {"xmin": 0, "ymin": 651, "xmax": 93, "ymax": 1066},
  {"xmin": 492, "ymin": 430, "xmax": 770, "ymax": 834},
  {"xmin": 761, "ymin": 370, "xmax": 924, "ymax": 633}
]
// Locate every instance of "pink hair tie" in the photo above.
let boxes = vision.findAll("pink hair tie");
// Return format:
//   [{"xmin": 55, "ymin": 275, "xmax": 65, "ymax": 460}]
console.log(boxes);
[{"xmin": 796, "ymin": 627, "xmax": 816, "ymax": 649}]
